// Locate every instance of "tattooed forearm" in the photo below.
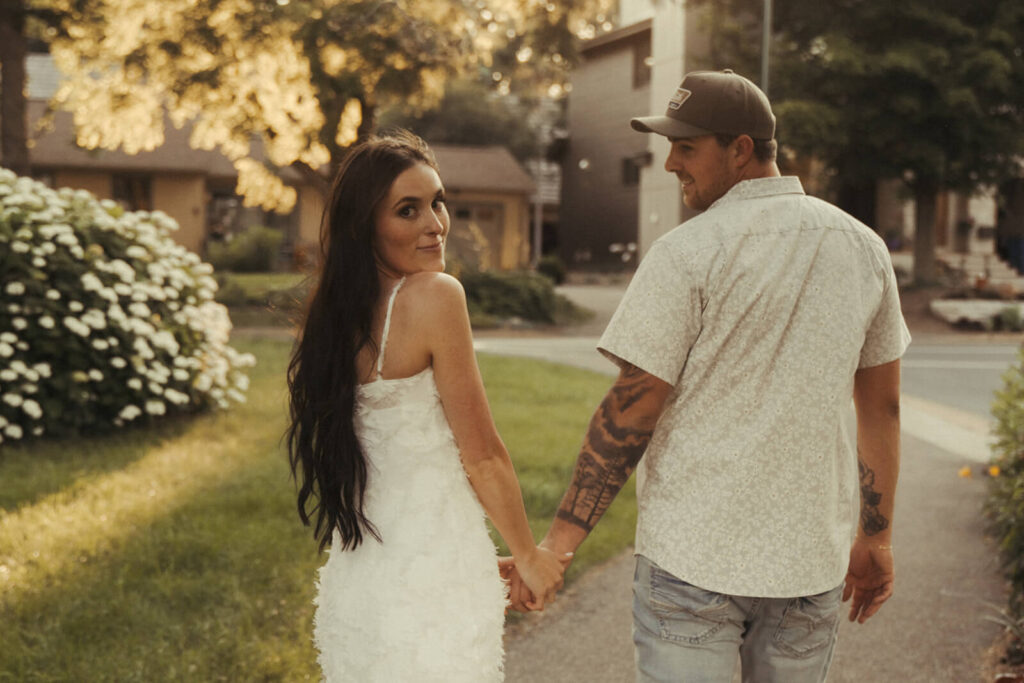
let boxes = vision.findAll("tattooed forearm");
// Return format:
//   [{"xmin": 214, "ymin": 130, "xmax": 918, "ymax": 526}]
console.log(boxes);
[
  {"xmin": 556, "ymin": 365, "xmax": 662, "ymax": 532},
  {"xmin": 858, "ymin": 458, "xmax": 889, "ymax": 536}
]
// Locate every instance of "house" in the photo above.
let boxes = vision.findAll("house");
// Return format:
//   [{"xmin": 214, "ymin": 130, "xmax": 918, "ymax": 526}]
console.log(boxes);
[
  {"xmin": 5, "ymin": 54, "xmax": 536, "ymax": 272},
  {"xmin": 558, "ymin": 0, "xmax": 696, "ymax": 269},
  {"xmin": 560, "ymin": 0, "xmax": 1016, "ymax": 283}
]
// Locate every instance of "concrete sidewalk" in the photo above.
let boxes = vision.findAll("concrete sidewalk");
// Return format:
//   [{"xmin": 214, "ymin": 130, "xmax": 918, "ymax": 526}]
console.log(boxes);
[
  {"xmin": 501, "ymin": 427, "xmax": 1005, "ymax": 682},
  {"xmin": 493, "ymin": 282, "xmax": 1010, "ymax": 682}
]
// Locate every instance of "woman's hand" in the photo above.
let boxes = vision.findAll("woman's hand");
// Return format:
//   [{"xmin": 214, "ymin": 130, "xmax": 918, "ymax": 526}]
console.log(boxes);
[{"xmin": 512, "ymin": 546, "xmax": 571, "ymax": 610}]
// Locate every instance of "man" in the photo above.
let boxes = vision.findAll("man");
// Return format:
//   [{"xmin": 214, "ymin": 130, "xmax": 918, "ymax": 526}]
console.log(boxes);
[{"xmin": 510, "ymin": 70, "xmax": 910, "ymax": 682}]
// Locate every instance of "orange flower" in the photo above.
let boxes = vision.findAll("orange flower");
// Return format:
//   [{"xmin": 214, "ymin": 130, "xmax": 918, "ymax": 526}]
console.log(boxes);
[
  {"xmin": 958, "ymin": 466, "xmax": 973, "ymax": 479},
  {"xmin": 989, "ymin": 465, "xmax": 1001, "ymax": 477}
]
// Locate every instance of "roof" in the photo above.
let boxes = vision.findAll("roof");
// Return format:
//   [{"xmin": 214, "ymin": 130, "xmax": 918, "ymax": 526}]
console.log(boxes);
[
  {"xmin": 430, "ymin": 145, "xmax": 535, "ymax": 195},
  {"xmin": 580, "ymin": 18, "xmax": 652, "ymax": 55},
  {"xmin": 23, "ymin": 102, "xmax": 242, "ymax": 179}
]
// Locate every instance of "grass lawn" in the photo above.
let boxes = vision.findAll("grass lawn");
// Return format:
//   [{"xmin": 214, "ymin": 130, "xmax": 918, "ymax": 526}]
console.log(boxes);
[{"xmin": 0, "ymin": 339, "xmax": 628, "ymax": 681}]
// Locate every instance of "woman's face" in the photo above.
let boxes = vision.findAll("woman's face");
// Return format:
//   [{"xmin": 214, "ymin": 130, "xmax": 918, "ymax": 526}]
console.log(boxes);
[{"xmin": 372, "ymin": 162, "xmax": 449, "ymax": 280}]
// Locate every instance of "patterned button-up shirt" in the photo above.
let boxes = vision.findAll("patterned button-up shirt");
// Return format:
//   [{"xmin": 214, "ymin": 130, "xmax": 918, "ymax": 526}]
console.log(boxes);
[{"xmin": 599, "ymin": 176, "xmax": 911, "ymax": 597}]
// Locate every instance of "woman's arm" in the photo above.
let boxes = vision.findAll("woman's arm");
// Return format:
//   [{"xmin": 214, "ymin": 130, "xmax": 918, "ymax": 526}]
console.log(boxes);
[{"xmin": 414, "ymin": 273, "xmax": 566, "ymax": 607}]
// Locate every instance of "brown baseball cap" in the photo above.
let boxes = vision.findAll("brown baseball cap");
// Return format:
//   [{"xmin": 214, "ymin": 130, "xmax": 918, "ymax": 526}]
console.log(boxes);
[{"xmin": 630, "ymin": 69, "xmax": 776, "ymax": 140}]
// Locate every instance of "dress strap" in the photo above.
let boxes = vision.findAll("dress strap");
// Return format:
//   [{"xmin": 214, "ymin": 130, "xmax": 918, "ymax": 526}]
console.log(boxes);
[{"xmin": 376, "ymin": 277, "xmax": 406, "ymax": 377}]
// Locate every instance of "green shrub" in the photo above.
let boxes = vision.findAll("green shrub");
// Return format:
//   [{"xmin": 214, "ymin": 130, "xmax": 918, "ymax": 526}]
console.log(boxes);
[
  {"xmin": 987, "ymin": 345, "xmax": 1024, "ymax": 615},
  {"xmin": 460, "ymin": 269, "xmax": 559, "ymax": 324},
  {"xmin": 0, "ymin": 170, "xmax": 254, "ymax": 444},
  {"xmin": 998, "ymin": 306, "xmax": 1024, "ymax": 332},
  {"xmin": 206, "ymin": 226, "xmax": 284, "ymax": 273},
  {"xmin": 537, "ymin": 254, "xmax": 567, "ymax": 285}
]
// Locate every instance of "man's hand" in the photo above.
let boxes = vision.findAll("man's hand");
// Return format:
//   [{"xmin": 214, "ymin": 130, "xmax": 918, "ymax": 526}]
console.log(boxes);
[
  {"xmin": 498, "ymin": 553, "xmax": 573, "ymax": 612},
  {"xmin": 842, "ymin": 537, "xmax": 894, "ymax": 623}
]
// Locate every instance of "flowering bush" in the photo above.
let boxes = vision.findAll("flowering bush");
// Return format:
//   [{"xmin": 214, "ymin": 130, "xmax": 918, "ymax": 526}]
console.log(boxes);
[
  {"xmin": 0, "ymin": 169, "xmax": 255, "ymax": 446},
  {"xmin": 987, "ymin": 346, "xmax": 1024, "ymax": 615}
]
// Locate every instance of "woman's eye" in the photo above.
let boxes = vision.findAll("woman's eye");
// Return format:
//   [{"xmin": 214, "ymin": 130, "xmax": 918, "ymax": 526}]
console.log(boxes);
[
  {"xmin": 398, "ymin": 205, "xmax": 415, "ymax": 218},
  {"xmin": 432, "ymin": 198, "xmax": 446, "ymax": 210}
]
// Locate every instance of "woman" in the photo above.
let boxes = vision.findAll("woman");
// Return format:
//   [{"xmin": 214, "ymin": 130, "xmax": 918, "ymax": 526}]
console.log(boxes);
[{"xmin": 285, "ymin": 130, "xmax": 566, "ymax": 682}]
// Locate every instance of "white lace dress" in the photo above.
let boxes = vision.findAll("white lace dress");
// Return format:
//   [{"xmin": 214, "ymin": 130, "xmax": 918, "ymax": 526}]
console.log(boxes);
[{"xmin": 313, "ymin": 278, "xmax": 507, "ymax": 682}]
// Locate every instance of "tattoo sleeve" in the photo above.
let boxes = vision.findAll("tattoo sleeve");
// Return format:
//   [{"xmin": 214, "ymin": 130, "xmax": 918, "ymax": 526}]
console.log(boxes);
[
  {"xmin": 555, "ymin": 364, "xmax": 662, "ymax": 532},
  {"xmin": 858, "ymin": 457, "xmax": 889, "ymax": 536}
]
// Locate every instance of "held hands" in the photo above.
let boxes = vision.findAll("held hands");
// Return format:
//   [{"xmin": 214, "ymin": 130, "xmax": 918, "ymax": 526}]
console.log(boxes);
[
  {"xmin": 498, "ymin": 548, "xmax": 573, "ymax": 612},
  {"xmin": 842, "ymin": 537, "xmax": 895, "ymax": 624}
]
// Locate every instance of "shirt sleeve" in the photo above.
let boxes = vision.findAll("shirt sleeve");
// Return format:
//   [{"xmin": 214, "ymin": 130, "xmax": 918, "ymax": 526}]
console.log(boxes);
[
  {"xmin": 598, "ymin": 242, "xmax": 702, "ymax": 385},
  {"xmin": 858, "ymin": 259, "xmax": 912, "ymax": 368}
]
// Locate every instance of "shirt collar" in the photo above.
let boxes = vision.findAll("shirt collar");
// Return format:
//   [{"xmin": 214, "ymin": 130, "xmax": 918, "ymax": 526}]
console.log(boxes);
[{"xmin": 707, "ymin": 176, "xmax": 805, "ymax": 211}]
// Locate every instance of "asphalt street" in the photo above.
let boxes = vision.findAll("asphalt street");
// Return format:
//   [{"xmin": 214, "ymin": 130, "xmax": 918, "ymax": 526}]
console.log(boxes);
[{"xmin": 488, "ymin": 284, "xmax": 1023, "ymax": 683}]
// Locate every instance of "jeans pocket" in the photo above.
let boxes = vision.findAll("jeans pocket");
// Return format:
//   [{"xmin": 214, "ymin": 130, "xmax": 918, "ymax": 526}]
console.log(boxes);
[
  {"xmin": 646, "ymin": 562, "xmax": 732, "ymax": 644},
  {"xmin": 772, "ymin": 584, "xmax": 843, "ymax": 658}
]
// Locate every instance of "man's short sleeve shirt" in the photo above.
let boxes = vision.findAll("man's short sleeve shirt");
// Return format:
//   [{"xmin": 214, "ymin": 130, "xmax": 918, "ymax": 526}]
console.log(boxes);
[{"xmin": 599, "ymin": 176, "xmax": 911, "ymax": 597}]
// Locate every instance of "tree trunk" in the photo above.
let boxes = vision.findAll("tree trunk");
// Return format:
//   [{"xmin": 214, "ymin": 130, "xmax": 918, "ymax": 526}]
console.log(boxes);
[
  {"xmin": 0, "ymin": 0, "xmax": 30, "ymax": 177},
  {"xmin": 836, "ymin": 178, "xmax": 878, "ymax": 230},
  {"xmin": 912, "ymin": 178, "xmax": 940, "ymax": 284}
]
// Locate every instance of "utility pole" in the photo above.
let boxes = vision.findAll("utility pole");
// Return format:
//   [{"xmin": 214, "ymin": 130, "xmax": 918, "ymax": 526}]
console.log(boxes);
[{"xmin": 761, "ymin": 0, "xmax": 772, "ymax": 96}]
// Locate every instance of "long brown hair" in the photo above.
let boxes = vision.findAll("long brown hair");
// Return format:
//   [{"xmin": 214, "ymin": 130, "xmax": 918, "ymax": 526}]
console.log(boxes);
[{"xmin": 286, "ymin": 130, "xmax": 439, "ymax": 552}]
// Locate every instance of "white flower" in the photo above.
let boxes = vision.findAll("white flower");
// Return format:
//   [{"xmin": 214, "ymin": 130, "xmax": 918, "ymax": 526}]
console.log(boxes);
[
  {"xmin": 5, "ymin": 282, "xmax": 25, "ymax": 296},
  {"xmin": 32, "ymin": 257, "xmax": 46, "ymax": 268},
  {"xmin": 4, "ymin": 424, "xmax": 23, "ymax": 439},
  {"xmin": 7, "ymin": 303, "xmax": 20, "ymax": 314},
  {"xmin": 0, "ymin": 369, "xmax": 16, "ymax": 381},
  {"xmin": 33, "ymin": 363, "xmax": 51, "ymax": 378},
  {"xmin": 88, "ymin": 369, "xmax": 104, "ymax": 382},
  {"xmin": 92, "ymin": 339, "xmax": 110, "ymax": 351},
  {"xmin": 145, "ymin": 400, "xmax": 166, "ymax": 415},
  {"xmin": 110, "ymin": 357, "xmax": 127, "ymax": 369},
  {"xmin": 21, "ymin": 399, "xmax": 42, "ymax": 419},
  {"xmin": 39, "ymin": 316, "xmax": 55, "ymax": 329},
  {"xmin": 234, "ymin": 374, "xmax": 250, "ymax": 392},
  {"xmin": 11, "ymin": 241, "xmax": 29, "ymax": 253},
  {"xmin": 63, "ymin": 317, "xmax": 91, "ymax": 337},
  {"xmin": 0, "ymin": 332, "xmax": 16, "ymax": 343},
  {"xmin": 46, "ymin": 289, "xmax": 60, "ymax": 300},
  {"xmin": 164, "ymin": 389, "xmax": 189, "ymax": 405},
  {"xmin": 69, "ymin": 301, "xmax": 84, "ymax": 313},
  {"xmin": 119, "ymin": 404, "xmax": 142, "ymax": 421},
  {"xmin": 172, "ymin": 368, "xmax": 190, "ymax": 382},
  {"xmin": 127, "ymin": 378, "xmax": 143, "ymax": 390},
  {"xmin": 32, "ymin": 426, "xmax": 43, "ymax": 436},
  {"xmin": 126, "ymin": 246, "xmax": 148, "ymax": 259},
  {"xmin": 81, "ymin": 309, "xmax": 107, "ymax": 330},
  {"xmin": 0, "ymin": 415, "xmax": 6, "ymax": 427},
  {"xmin": 3, "ymin": 393, "xmax": 23, "ymax": 407},
  {"xmin": 128, "ymin": 302, "xmax": 151, "ymax": 318},
  {"xmin": 0, "ymin": 343, "xmax": 13, "ymax": 358},
  {"xmin": 194, "ymin": 374, "xmax": 213, "ymax": 392},
  {"xmin": 12, "ymin": 318, "xmax": 26, "ymax": 330}
]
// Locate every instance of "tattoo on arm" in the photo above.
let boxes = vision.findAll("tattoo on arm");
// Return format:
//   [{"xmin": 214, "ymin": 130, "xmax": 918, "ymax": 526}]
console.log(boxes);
[
  {"xmin": 556, "ymin": 365, "xmax": 660, "ymax": 532},
  {"xmin": 858, "ymin": 458, "xmax": 889, "ymax": 536}
]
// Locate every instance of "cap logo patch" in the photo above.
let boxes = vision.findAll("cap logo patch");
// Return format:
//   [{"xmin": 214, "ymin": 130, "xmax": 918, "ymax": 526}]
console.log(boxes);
[{"xmin": 667, "ymin": 88, "xmax": 691, "ymax": 110}]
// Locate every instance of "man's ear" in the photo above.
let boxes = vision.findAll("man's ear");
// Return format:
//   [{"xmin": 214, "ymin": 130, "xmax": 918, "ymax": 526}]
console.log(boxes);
[{"xmin": 732, "ymin": 135, "xmax": 755, "ymax": 166}]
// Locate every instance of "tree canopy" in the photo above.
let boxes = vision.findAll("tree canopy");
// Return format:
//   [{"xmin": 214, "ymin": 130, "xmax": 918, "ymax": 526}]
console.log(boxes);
[
  {"xmin": 7, "ymin": 0, "xmax": 612, "ymax": 212},
  {"xmin": 691, "ymin": 0, "xmax": 1024, "ymax": 280}
]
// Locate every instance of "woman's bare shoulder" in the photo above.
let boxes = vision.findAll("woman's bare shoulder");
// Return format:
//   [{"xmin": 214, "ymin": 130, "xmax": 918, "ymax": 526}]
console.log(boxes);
[{"xmin": 401, "ymin": 271, "xmax": 466, "ymax": 312}]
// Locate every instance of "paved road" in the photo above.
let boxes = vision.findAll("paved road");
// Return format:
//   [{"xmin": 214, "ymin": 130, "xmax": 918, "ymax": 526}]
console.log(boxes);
[{"xmin": 488, "ymin": 284, "xmax": 1021, "ymax": 682}]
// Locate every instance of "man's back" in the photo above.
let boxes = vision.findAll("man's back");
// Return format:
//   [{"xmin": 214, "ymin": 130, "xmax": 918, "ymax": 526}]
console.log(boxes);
[{"xmin": 598, "ymin": 176, "xmax": 910, "ymax": 597}]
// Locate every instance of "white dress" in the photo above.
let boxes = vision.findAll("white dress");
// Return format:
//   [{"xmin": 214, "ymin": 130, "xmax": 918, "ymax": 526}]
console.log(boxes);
[{"xmin": 313, "ymin": 278, "xmax": 507, "ymax": 682}]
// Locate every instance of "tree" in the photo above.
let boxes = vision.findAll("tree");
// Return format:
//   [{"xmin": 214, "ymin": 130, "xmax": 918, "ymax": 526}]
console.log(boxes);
[
  {"xmin": 380, "ymin": 79, "xmax": 542, "ymax": 161},
  {"xmin": 0, "ymin": 0, "xmax": 33, "ymax": 176},
  {"xmin": 690, "ymin": 0, "xmax": 1024, "ymax": 283},
  {"xmin": 15, "ymin": 0, "xmax": 610, "ymax": 213}
]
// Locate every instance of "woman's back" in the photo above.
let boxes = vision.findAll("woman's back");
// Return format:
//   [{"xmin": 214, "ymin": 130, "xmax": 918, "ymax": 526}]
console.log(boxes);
[{"xmin": 313, "ymin": 275, "xmax": 507, "ymax": 682}]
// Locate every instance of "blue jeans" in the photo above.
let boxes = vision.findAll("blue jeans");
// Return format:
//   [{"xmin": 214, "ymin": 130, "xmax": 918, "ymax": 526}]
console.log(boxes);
[{"xmin": 632, "ymin": 555, "xmax": 842, "ymax": 683}]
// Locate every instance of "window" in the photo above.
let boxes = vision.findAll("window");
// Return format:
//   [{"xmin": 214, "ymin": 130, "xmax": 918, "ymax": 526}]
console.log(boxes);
[
  {"xmin": 112, "ymin": 174, "xmax": 152, "ymax": 212},
  {"xmin": 633, "ymin": 35, "xmax": 652, "ymax": 89}
]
